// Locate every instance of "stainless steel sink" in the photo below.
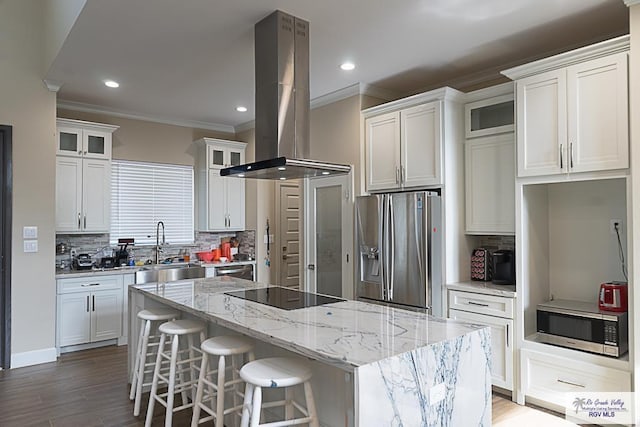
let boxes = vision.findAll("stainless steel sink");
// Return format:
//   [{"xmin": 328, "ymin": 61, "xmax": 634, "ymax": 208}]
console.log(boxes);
[{"xmin": 135, "ymin": 264, "xmax": 205, "ymax": 284}]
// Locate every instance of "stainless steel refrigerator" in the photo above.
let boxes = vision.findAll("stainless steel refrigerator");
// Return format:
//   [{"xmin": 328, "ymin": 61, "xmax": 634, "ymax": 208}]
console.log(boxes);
[{"xmin": 355, "ymin": 191, "xmax": 442, "ymax": 316}]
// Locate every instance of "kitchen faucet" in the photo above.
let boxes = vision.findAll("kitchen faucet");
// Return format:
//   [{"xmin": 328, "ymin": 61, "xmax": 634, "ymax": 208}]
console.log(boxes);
[{"xmin": 155, "ymin": 221, "xmax": 165, "ymax": 264}]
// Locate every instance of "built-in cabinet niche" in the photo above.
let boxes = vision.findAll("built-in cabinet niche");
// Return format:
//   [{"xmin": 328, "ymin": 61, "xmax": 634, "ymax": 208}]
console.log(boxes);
[{"xmin": 520, "ymin": 178, "xmax": 628, "ymax": 340}]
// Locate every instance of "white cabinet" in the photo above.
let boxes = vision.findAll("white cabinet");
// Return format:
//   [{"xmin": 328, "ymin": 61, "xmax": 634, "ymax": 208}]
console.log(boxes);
[
  {"xmin": 55, "ymin": 119, "xmax": 117, "ymax": 233},
  {"xmin": 512, "ymin": 51, "xmax": 628, "ymax": 178},
  {"xmin": 196, "ymin": 138, "xmax": 246, "ymax": 231},
  {"xmin": 56, "ymin": 275, "xmax": 123, "ymax": 349},
  {"xmin": 448, "ymin": 290, "xmax": 515, "ymax": 390},
  {"xmin": 365, "ymin": 101, "xmax": 442, "ymax": 192},
  {"xmin": 463, "ymin": 86, "xmax": 515, "ymax": 235},
  {"xmin": 465, "ymin": 134, "xmax": 515, "ymax": 234},
  {"xmin": 57, "ymin": 119, "xmax": 114, "ymax": 160},
  {"xmin": 521, "ymin": 348, "xmax": 631, "ymax": 412}
]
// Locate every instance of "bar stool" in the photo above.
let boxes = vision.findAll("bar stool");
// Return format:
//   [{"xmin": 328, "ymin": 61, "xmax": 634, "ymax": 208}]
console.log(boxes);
[
  {"xmin": 239, "ymin": 357, "xmax": 320, "ymax": 427},
  {"xmin": 191, "ymin": 336, "xmax": 255, "ymax": 426},
  {"xmin": 145, "ymin": 319, "xmax": 207, "ymax": 427},
  {"xmin": 130, "ymin": 307, "xmax": 179, "ymax": 416}
]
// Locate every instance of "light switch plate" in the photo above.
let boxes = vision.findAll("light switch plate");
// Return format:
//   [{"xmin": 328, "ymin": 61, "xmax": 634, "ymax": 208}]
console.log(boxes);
[
  {"xmin": 24, "ymin": 240, "xmax": 38, "ymax": 253},
  {"xmin": 23, "ymin": 226, "xmax": 37, "ymax": 239}
]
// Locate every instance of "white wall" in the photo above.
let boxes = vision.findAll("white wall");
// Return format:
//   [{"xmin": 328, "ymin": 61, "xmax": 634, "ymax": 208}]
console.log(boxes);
[
  {"xmin": 0, "ymin": 0, "xmax": 58, "ymax": 366},
  {"xmin": 42, "ymin": 0, "xmax": 87, "ymax": 75},
  {"xmin": 547, "ymin": 179, "xmax": 627, "ymax": 302}
]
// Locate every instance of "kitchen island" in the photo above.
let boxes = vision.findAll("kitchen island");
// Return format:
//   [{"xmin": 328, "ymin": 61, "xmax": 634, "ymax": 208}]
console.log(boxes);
[{"xmin": 129, "ymin": 277, "xmax": 491, "ymax": 426}]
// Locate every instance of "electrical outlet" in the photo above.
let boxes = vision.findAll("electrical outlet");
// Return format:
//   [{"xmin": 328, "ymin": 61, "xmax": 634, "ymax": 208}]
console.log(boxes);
[
  {"xmin": 429, "ymin": 382, "xmax": 446, "ymax": 405},
  {"xmin": 610, "ymin": 219, "xmax": 623, "ymax": 235}
]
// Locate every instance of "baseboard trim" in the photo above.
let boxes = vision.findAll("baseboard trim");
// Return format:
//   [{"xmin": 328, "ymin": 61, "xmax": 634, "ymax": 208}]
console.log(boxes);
[{"xmin": 11, "ymin": 347, "xmax": 57, "ymax": 368}]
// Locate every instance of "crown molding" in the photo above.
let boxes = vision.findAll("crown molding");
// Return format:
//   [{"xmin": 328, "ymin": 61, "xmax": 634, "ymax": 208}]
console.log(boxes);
[
  {"xmin": 43, "ymin": 79, "xmax": 62, "ymax": 92},
  {"xmin": 502, "ymin": 34, "xmax": 630, "ymax": 80},
  {"xmin": 362, "ymin": 86, "xmax": 465, "ymax": 117},
  {"xmin": 310, "ymin": 83, "xmax": 398, "ymax": 110},
  {"xmin": 624, "ymin": 0, "xmax": 640, "ymax": 7},
  {"xmin": 56, "ymin": 100, "xmax": 236, "ymax": 134}
]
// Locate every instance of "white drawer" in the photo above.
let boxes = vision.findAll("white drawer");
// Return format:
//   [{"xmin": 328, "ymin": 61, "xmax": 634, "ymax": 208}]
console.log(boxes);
[
  {"xmin": 57, "ymin": 275, "xmax": 122, "ymax": 294},
  {"xmin": 448, "ymin": 290, "xmax": 514, "ymax": 318},
  {"xmin": 522, "ymin": 348, "xmax": 631, "ymax": 406}
]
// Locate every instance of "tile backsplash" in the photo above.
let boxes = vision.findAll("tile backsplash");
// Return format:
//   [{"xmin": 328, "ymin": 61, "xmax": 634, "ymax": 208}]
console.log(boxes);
[
  {"xmin": 56, "ymin": 230, "xmax": 256, "ymax": 267},
  {"xmin": 475, "ymin": 235, "xmax": 515, "ymax": 251}
]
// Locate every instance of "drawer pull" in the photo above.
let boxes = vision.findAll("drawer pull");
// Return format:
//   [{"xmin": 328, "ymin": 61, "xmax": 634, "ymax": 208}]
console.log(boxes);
[
  {"xmin": 81, "ymin": 283, "xmax": 100, "ymax": 287},
  {"xmin": 467, "ymin": 301, "xmax": 489, "ymax": 307},
  {"xmin": 557, "ymin": 378, "xmax": 585, "ymax": 388}
]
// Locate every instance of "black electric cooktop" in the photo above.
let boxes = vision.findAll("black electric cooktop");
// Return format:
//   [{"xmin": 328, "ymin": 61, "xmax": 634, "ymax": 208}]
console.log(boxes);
[{"xmin": 225, "ymin": 287, "xmax": 344, "ymax": 310}]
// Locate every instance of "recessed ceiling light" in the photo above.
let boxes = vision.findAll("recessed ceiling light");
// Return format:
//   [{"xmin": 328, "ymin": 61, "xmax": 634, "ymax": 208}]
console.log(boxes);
[
  {"xmin": 236, "ymin": 106, "xmax": 248, "ymax": 112},
  {"xmin": 238, "ymin": 174, "xmax": 245, "ymax": 178},
  {"xmin": 279, "ymin": 177, "xmax": 286, "ymax": 180},
  {"xmin": 277, "ymin": 167, "xmax": 286, "ymax": 171},
  {"xmin": 321, "ymin": 171, "xmax": 330, "ymax": 175},
  {"xmin": 340, "ymin": 62, "xmax": 355, "ymax": 71},
  {"xmin": 104, "ymin": 80, "xmax": 119, "ymax": 88}
]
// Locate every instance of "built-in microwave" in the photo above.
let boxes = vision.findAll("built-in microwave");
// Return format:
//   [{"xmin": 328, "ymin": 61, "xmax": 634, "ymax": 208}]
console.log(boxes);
[{"xmin": 537, "ymin": 299, "xmax": 628, "ymax": 358}]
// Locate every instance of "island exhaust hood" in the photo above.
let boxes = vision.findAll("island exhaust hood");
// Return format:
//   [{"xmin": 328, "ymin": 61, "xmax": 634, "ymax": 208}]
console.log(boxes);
[{"xmin": 220, "ymin": 10, "xmax": 351, "ymax": 180}]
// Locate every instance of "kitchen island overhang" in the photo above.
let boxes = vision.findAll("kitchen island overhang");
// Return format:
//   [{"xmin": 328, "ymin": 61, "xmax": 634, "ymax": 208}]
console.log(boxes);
[{"xmin": 129, "ymin": 277, "xmax": 491, "ymax": 426}]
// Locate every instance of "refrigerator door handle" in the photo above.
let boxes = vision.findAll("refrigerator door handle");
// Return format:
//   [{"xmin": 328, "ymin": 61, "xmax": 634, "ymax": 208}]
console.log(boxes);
[
  {"xmin": 379, "ymin": 195, "xmax": 387, "ymax": 300},
  {"xmin": 388, "ymin": 195, "xmax": 395, "ymax": 301}
]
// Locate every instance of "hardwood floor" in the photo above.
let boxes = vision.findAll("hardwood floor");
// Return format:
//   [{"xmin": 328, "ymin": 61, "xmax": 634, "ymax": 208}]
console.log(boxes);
[{"xmin": 0, "ymin": 345, "xmax": 576, "ymax": 426}]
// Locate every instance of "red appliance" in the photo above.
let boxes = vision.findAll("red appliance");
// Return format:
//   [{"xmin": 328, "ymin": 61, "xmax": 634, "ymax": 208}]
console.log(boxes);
[
  {"xmin": 221, "ymin": 242, "xmax": 231, "ymax": 260},
  {"xmin": 598, "ymin": 282, "xmax": 628, "ymax": 312}
]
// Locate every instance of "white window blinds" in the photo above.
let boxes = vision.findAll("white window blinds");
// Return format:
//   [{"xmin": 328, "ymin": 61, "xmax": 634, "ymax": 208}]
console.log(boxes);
[{"xmin": 111, "ymin": 160, "xmax": 194, "ymax": 245}]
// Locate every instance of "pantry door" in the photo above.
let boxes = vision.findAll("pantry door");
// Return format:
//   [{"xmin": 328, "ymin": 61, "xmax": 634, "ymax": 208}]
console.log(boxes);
[
  {"xmin": 0, "ymin": 125, "xmax": 12, "ymax": 369},
  {"xmin": 304, "ymin": 174, "xmax": 353, "ymax": 299},
  {"xmin": 276, "ymin": 181, "xmax": 301, "ymax": 289}
]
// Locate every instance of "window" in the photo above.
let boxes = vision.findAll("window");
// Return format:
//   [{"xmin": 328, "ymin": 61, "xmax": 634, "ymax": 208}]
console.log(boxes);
[{"xmin": 111, "ymin": 160, "xmax": 194, "ymax": 245}]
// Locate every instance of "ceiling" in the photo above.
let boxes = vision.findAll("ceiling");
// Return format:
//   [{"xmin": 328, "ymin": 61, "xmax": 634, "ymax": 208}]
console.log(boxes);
[{"xmin": 46, "ymin": 0, "xmax": 629, "ymax": 132}]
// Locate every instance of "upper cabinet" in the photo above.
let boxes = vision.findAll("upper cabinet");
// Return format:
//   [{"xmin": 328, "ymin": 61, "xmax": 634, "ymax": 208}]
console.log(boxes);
[
  {"xmin": 503, "ymin": 36, "xmax": 629, "ymax": 179},
  {"xmin": 55, "ymin": 119, "xmax": 118, "ymax": 233},
  {"xmin": 464, "ymin": 84, "xmax": 515, "ymax": 235},
  {"xmin": 363, "ymin": 88, "xmax": 463, "ymax": 193},
  {"xmin": 57, "ymin": 118, "xmax": 115, "ymax": 160},
  {"xmin": 196, "ymin": 138, "xmax": 246, "ymax": 232}
]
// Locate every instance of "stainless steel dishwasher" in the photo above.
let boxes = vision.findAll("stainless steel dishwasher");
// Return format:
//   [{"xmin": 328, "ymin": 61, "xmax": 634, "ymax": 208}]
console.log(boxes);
[{"xmin": 215, "ymin": 264, "xmax": 255, "ymax": 281}]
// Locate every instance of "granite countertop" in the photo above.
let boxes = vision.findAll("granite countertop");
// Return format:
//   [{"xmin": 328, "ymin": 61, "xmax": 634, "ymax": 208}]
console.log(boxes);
[
  {"xmin": 55, "ymin": 260, "xmax": 256, "ymax": 279},
  {"xmin": 447, "ymin": 280, "xmax": 516, "ymax": 297},
  {"xmin": 131, "ymin": 277, "xmax": 487, "ymax": 372}
]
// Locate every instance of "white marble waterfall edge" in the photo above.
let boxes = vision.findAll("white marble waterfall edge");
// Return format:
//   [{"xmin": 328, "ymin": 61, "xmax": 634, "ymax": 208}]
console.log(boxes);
[{"xmin": 355, "ymin": 327, "xmax": 491, "ymax": 426}]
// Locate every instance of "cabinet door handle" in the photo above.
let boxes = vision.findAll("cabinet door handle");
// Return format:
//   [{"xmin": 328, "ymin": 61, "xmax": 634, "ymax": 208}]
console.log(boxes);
[
  {"xmin": 467, "ymin": 301, "xmax": 489, "ymax": 307},
  {"xmin": 395, "ymin": 167, "xmax": 400, "ymax": 184},
  {"xmin": 83, "ymin": 214, "xmax": 87, "ymax": 229},
  {"xmin": 81, "ymin": 283, "xmax": 100, "ymax": 287},
  {"xmin": 400, "ymin": 165, "xmax": 405, "ymax": 183},
  {"xmin": 557, "ymin": 378, "xmax": 585, "ymax": 388},
  {"xmin": 86, "ymin": 295, "xmax": 90, "ymax": 312},
  {"xmin": 78, "ymin": 213, "xmax": 81, "ymax": 229},
  {"xmin": 570, "ymin": 142, "xmax": 574, "ymax": 169},
  {"xmin": 92, "ymin": 295, "xmax": 95, "ymax": 312},
  {"xmin": 78, "ymin": 150, "xmax": 82, "ymax": 155},
  {"xmin": 506, "ymin": 323, "xmax": 509, "ymax": 347},
  {"xmin": 559, "ymin": 143, "xmax": 563, "ymax": 169},
  {"xmin": 228, "ymin": 216, "xmax": 231, "ymax": 228}
]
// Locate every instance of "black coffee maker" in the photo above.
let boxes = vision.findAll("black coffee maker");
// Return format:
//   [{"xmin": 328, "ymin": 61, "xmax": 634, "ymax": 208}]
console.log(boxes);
[
  {"xmin": 492, "ymin": 249, "xmax": 515, "ymax": 285},
  {"xmin": 115, "ymin": 238, "xmax": 134, "ymax": 266}
]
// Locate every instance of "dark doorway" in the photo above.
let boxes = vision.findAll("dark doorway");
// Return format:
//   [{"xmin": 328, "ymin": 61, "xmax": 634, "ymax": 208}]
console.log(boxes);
[{"xmin": 0, "ymin": 125, "xmax": 12, "ymax": 369}]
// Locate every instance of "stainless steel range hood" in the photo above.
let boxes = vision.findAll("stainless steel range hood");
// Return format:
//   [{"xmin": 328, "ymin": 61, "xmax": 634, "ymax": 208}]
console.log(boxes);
[{"xmin": 221, "ymin": 10, "xmax": 350, "ymax": 180}]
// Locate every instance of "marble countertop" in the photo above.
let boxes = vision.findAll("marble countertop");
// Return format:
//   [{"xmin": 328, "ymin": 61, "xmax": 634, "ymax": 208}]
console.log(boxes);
[
  {"xmin": 131, "ymin": 277, "xmax": 487, "ymax": 372},
  {"xmin": 447, "ymin": 280, "xmax": 516, "ymax": 297},
  {"xmin": 55, "ymin": 260, "xmax": 256, "ymax": 279}
]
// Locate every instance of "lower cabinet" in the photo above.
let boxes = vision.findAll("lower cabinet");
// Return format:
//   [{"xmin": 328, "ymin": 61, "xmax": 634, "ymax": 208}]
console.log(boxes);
[
  {"xmin": 521, "ymin": 348, "xmax": 631, "ymax": 411},
  {"xmin": 448, "ymin": 289, "xmax": 514, "ymax": 391},
  {"xmin": 56, "ymin": 275, "xmax": 123, "ymax": 348}
]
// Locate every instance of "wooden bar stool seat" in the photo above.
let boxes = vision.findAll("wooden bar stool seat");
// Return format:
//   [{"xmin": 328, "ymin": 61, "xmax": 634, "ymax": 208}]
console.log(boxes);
[{"xmin": 239, "ymin": 357, "xmax": 319, "ymax": 427}]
